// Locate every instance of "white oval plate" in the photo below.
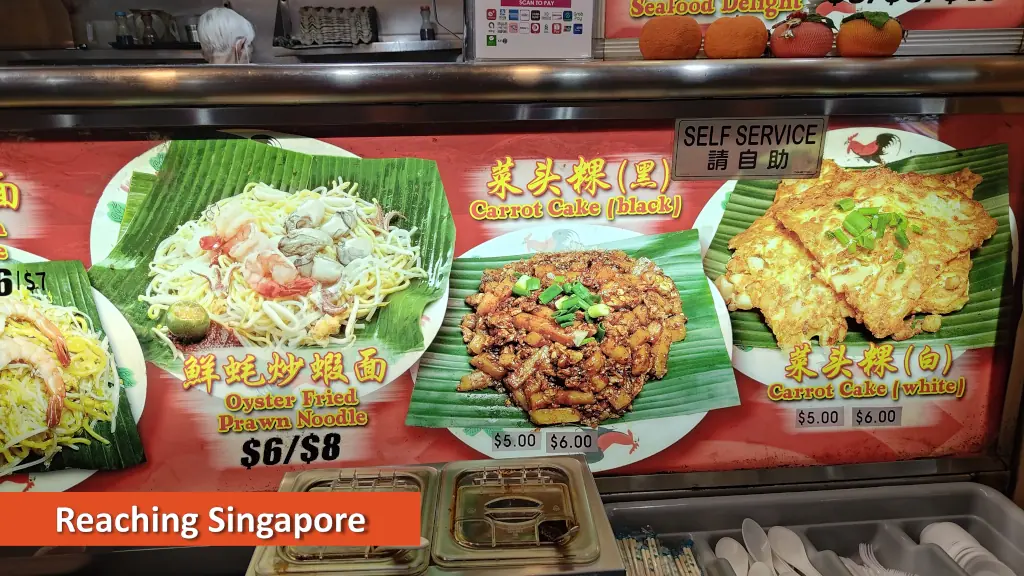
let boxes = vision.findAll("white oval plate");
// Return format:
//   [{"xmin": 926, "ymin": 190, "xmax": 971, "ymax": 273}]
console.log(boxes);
[
  {"xmin": 88, "ymin": 130, "xmax": 449, "ymax": 400},
  {"xmin": 694, "ymin": 127, "xmax": 1018, "ymax": 388},
  {"xmin": 425, "ymin": 222, "xmax": 732, "ymax": 473},
  {"xmin": 0, "ymin": 246, "xmax": 147, "ymax": 492}
]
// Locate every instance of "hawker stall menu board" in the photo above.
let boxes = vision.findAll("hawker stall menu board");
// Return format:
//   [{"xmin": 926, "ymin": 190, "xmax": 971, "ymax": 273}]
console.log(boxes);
[{"xmin": 0, "ymin": 116, "xmax": 1020, "ymax": 492}]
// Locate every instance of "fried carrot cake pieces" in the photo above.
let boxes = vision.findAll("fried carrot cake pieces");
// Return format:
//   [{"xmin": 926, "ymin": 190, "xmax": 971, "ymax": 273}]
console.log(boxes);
[
  {"xmin": 772, "ymin": 165, "xmax": 997, "ymax": 340},
  {"xmin": 714, "ymin": 215, "xmax": 850, "ymax": 348}
]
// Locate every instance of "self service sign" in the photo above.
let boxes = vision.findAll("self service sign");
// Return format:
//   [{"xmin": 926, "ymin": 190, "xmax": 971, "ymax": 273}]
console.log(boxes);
[
  {"xmin": 470, "ymin": 0, "xmax": 595, "ymax": 61},
  {"xmin": 672, "ymin": 117, "xmax": 828, "ymax": 180}
]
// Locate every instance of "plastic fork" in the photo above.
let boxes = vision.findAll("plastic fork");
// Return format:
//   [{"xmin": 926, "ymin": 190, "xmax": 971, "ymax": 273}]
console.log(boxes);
[
  {"xmin": 841, "ymin": 556, "xmax": 870, "ymax": 576},
  {"xmin": 859, "ymin": 543, "xmax": 918, "ymax": 576}
]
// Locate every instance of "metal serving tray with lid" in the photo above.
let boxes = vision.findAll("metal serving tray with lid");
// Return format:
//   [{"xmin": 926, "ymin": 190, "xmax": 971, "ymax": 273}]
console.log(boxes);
[
  {"xmin": 247, "ymin": 466, "xmax": 439, "ymax": 576},
  {"xmin": 246, "ymin": 456, "xmax": 624, "ymax": 576}
]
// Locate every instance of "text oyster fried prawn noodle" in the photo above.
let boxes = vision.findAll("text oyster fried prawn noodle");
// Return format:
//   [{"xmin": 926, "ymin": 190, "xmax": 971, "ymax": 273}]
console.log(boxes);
[
  {"xmin": 0, "ymin": 290, "xmax": 119, "ymax": 476},
  {"xmin": 141, "ymin": 179, "xmax": 427, "ymax": 355}
]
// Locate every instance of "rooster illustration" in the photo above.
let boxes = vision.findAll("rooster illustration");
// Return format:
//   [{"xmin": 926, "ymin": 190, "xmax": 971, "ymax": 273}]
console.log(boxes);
[
  {"xmin": 846, "ymin": 132, "xmax": 901, "ymax": 165},
  {"xmin": 551, "ymin": 229, "xmax": 584, "ymax": 250}
]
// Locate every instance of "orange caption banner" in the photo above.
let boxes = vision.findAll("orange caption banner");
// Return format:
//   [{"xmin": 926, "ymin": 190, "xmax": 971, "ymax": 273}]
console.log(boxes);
[{"xmin": 0, "ymin": 492, "xmax": 420, "ymax": 547}]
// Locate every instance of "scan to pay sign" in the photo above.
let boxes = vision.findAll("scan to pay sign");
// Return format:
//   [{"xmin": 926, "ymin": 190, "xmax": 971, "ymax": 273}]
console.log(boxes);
[{"xmin": 672, "ymin": 117, "xmax": 828, "ymax": 181}]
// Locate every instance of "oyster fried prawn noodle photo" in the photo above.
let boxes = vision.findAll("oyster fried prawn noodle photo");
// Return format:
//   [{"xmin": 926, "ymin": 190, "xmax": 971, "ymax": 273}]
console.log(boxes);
[
  {"xmin": 88, "ymin": 139, "xmax": 456, "ymax": 388},
  {"xmin": 143, "ymin": 180, "xmax": 427, "ymax": 352}
]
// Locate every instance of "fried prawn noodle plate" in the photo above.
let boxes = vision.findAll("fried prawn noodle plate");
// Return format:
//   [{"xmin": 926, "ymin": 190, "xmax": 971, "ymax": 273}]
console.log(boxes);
[
  {"xmin": 0, "ymin": 291, "xmax": 119, "ymax": 476},
  {"xmin": 773, "ymin": 164, "xmax": 997, "ymax": 340},
  {"xmin": 457, "ymin": 250, "xmax": 687, "ymax": 427},
  {"xmin": 141, "ymin": 180, "xmax": 426, "ymax": 353}
]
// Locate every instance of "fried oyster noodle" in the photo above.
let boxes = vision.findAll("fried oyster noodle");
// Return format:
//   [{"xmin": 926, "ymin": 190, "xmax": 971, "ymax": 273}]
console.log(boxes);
[{"xmin": 458, "ymin": 250, "xmax": 686, "ymax": 427}]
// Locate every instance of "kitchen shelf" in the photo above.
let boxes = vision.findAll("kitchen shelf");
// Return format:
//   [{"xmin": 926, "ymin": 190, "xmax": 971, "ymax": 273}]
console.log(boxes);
[
  {"xmin": 0, "ymin": 48, "xmax": 204, "ymax": 64},
  {"xmin": 272, "ymin": 37, "xmax": 461, "ymax": 58}
]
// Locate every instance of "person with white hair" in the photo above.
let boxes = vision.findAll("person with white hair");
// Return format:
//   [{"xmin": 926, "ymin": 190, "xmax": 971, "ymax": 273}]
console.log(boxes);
[{"xmin": 197, "ymin": 7, "xmax": 255, "ymax": 63}]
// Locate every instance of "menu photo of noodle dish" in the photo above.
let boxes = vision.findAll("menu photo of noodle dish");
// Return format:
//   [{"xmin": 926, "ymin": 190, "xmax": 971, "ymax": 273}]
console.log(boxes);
[
  {"xmin": 88, "ymin": 137, "xmax": 455, "ymax": 398},
  {"xmin": 408, "ymin": 223, "xmax": 740, "ymax": 471},
  {"xmin": 0, "ymin": 256, "xmax": 145, "ymax": 491},
  {"xmin": 698, "ymin": 127, "xmax": 1016, "ymax": 387}
]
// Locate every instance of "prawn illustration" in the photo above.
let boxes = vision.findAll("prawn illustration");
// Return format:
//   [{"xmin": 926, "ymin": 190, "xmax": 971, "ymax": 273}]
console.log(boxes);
[
  {"xmin": 0, "ymin": 336, "xmax": 67, "ymax": 428},
  {"xmin": 0, "ymin": 474, "xmax": 34, "ymax": 492},
  {"xmin": 585, "ymin": 428, "xmax": 640, "ymax": 464},
  {"xmin": 243, "ymin": 252, "xmax": 317, "ymax": 299},
  {"xmin": 0, "ymin": 301, "xmax": 70, "ymax": 367},
  {"xmin": 599, "ymin": 429, "xmax": 640, "ymax": 454},
  {"xmin": 523, "ymin": 233, "xmax": 556, "ymax": 252}
]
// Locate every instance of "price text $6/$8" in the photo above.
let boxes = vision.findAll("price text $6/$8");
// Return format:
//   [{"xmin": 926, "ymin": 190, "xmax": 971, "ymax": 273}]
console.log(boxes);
[{"xmin": 240, "ymin": 433, "xmax": 343, "ymax": 469}]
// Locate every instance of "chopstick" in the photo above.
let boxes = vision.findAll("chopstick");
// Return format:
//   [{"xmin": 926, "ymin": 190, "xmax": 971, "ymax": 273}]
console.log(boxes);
[{"xmin": 616, "ymin": 535, "xmax": 703, "ymax": 576}]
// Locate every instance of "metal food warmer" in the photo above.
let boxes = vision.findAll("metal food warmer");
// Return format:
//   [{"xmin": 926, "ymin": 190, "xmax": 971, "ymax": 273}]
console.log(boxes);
[{"xmin": 246, "ymin": 457, "xmax": 623, "ymax": 576}]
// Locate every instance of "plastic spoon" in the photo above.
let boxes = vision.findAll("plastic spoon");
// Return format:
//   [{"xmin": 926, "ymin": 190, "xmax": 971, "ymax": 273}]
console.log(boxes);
[
  {"xmin": 716, "ymin": 536, "xmax": 750, "ymax": 576},
  {"xmin": 773, "ymin": 551, "xmax": 796, "ymax": 575},
  {"xmin": 742, "ymin": 519, "xmax": 777, "ymax": 575},
  {"xmin": 767, "ymin": 526, "xmax": 823, "ymax": 576},
  {"xmin": 750, "ymin": 562, "xmax": 773, "ymax": 576}
]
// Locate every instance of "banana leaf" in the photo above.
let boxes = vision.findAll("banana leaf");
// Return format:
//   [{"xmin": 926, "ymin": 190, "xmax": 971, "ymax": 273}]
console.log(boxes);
[
  {"xmin": 703, "ymin": 144, "xmax": 1014, "ymax": 349},
  {"xmin": 2, "ymin": 260, "xmax": 145, "ymax": 472},
  {"xmin": 88, "ymin": 139, "xmax": 456, "ymax": 373},
  {"xmin": 407, "ymin": 229, "xmax": 739, "ymax": 429},
  {"xmin": 118, "ymin": 171, "xmax": 157, "ymax": 240}
]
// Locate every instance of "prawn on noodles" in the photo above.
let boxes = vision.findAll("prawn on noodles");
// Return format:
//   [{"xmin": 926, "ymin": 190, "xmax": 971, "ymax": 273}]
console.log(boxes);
[
  {"xmin": 0, "ymin": 290, "xmax": 119, "ymax": 477},
  {"xmin": 141, "ymin": 178, "xmax": 427, "ymax": 354}
]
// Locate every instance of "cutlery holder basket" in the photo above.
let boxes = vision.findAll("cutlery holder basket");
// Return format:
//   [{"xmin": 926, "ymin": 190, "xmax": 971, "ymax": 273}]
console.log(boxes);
[{"xmin": 605, "ymin": 482, "xmax": 1024, "ymax": 576}]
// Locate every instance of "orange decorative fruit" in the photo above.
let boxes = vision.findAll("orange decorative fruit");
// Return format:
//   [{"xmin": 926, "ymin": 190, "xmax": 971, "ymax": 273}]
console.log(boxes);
[
  {"xmin": 704, "ymin": 15, "xmax": 769, "ymax": 59},
  {"xmin": 770, "ymin": 12, "xmax": 836, "ymax": 58},
  {"xmin": 836, "ymin": 12, "xmax": 904, "ymax": 57},
  {"xmin": 639, "ymin": 15, "xmax": 703, "ymax": 60}
]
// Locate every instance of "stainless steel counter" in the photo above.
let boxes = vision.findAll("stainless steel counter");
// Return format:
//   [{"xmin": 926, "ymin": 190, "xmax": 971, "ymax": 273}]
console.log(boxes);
[{"xmin": 0, "ymin": 56, "xmax": 1021, "ymax": 109}]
